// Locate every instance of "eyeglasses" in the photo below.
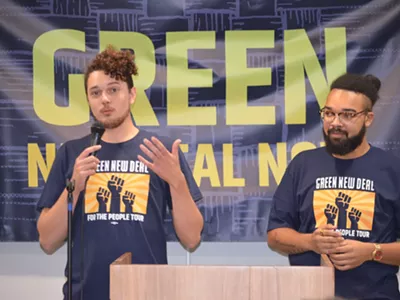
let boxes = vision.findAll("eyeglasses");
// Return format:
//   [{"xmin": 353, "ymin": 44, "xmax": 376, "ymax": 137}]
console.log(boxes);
[{"xmin": 319, "ymin": 108, "xmax": 369, "ymax": 123}]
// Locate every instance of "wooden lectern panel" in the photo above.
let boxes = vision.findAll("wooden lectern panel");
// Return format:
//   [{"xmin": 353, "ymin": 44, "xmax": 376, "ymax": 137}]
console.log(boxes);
[
  {"xmin": 275, "ymin": 267, "xmax": 334, "ymax": 300},
  {"xmin": 110, "ymin": 253, "xmax": 334, "ymax": 300},
  {"xmin": 249, "ymin": 266, "xmax": 334, "ymax": 300},
  {"xmin": 110, "ymin": 264, "xmax": 249, "ymax": 300},
  {"xmin": 249, "ymin": 267, "xmax": 278, "ymax": 300}
]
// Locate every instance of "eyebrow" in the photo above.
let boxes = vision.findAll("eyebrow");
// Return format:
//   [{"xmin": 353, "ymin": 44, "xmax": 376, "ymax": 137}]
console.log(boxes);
[
  {"xmin": 324, "ymin": 106, "xmax": 357, "ymax": 112},
  {"xmin": 89, "ymin": 81, "xmax": 120, "ymax": 91}
]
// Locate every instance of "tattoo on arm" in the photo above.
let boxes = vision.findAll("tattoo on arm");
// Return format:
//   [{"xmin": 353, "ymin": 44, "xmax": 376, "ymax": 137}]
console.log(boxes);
[{"xmin": 277, "ymin": 241, "xmax": 308, "ymax": 254}]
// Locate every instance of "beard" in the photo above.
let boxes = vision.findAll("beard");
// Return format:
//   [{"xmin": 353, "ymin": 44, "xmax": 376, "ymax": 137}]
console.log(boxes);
[
  {"xmin": 323, "ymin": 124, "xmax": 366, "ymax": 156},
  {"xmin": 94, "ymin": 106, "xmax": 131, "ymax": 129}
]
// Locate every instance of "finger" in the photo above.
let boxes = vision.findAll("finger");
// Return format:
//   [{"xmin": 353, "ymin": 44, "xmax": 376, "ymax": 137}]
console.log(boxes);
[
  {"xmin": 316, "ymin": 237, "xmax": 342, "ymax": 245},
  {"xmin": 333, "ymin": 244, "xmax": 349, "ymax": 253},
  {"xmin": 319, "ymin": 236, "xmax": 344, "ymax": 245},
  {"xmin": 77, "ymin": 155, "xmax": 100, "ymax": 166},
  {"xmin": 317, "ymin": 227, "xmax": 341, "ymax": 238},
  {"xmin": 321, "ymin": 236, "xmax": 344, "ymax": 243},
  {"xmin": 329, "ymin": 252, "xmax": 350, "ymax": 261},
  {"xmin": 143, "ymin": 138, "xmax": 161, "ymax": 157},
  {"xmin": 79, "ymin": 162, "xmax": 98, "ymax": 172},
  {"xmin": 318, "ymin": 243, "xmax": 344, "ymax": 254},
  {"xmin": 140, "ymin": 144, "xmax": 156, "ymax": 161},
  {"xmin": 319, "ymin": 224, "xmax": 337, "ymax": 230},
  {"xmin": 333, "ymin": 258, "xmax": 354, "ymax": 266},
  {"xmin": 332, "ymin": 260, "xmax": 353, "ymax": 270},
  {"xmin": 80, "ymin": 169, "xmax": 96, "ymax": 178},
  {"xmin": 318, "ymin": 246, "xmax": 338, "ymax": 255},
  {"xmin": 138, "ymin": 155, "xmax": 154, "ymax": 169},
  {"xmin": 78, "ymin": 145, "xmax": 102, "ymax": 159},
  {"xmin": 82, "ymin": 161, "xmax": 98, "ymax": 171},
  {"xmin": 172, "ymin": 139, "xmax": 181, "ymax": 157},
  {"xmin": 320, "ymin": 230, "xmax": 342, "ymax": 238},
  {"xmin": 151, "ymin": 136, "xmax": 169, "ymax": 156}
]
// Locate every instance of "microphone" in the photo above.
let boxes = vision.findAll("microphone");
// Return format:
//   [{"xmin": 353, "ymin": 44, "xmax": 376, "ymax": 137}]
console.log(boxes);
[
  {"xmin": 90, "ymin": 121, "xmax": 105, "ymax": 157},
  {"xmin": 76, "ymin": 121, "xmax": 105, "ymax": 300}
]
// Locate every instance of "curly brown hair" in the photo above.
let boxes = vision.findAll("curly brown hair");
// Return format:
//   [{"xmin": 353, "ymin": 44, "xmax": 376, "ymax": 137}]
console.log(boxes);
[{"xmin": 84, "ymin": 45, "xmax": 138, "ymax": 93}]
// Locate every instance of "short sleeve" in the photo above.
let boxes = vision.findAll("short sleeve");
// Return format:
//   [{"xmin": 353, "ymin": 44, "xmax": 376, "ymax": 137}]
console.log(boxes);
[
  {"xmin": 36, "ymin": 143, "xmax": 69, "ymax": 213},
  {"xmin": 167, "ymin": 149, "xmax": 203, "ymax": 210},
  {"xmin": 267, "ymin": 160, "xmax": 300, "ymax": 232},
  {"xmin": 395, "ymin": 184, "xmax": 400, "ymax": 239}
]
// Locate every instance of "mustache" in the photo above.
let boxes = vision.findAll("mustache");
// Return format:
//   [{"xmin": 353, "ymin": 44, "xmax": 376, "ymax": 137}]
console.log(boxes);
[{"xmin": 328, "ymin": 128, "xmax": 347, "ymax": 135}]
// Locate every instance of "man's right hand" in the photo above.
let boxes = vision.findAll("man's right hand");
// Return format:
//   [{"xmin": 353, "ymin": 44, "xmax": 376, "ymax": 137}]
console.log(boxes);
[
  {"xmin": 310, "ymin": 224, "xmax": 343, "ymax": 254},
  {"xmin": 71, "ymin": 145, "xmax": 102, "ymax": 194}
]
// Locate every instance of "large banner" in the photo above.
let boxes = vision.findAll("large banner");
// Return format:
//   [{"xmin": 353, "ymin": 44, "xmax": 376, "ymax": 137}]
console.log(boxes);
[{"xmin": 1, "ymin": 0, "xmax": 399, "ymax": 242}]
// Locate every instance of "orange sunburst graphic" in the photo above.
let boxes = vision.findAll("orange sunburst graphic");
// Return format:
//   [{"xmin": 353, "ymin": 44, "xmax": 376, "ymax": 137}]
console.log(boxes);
[
  {"xmin": 313, "ymin": 189, "xmax": 375, "ymax": 230},
  {"xmin": 85, "ymin": 173, "xmax": 150, "ymax": 214}
]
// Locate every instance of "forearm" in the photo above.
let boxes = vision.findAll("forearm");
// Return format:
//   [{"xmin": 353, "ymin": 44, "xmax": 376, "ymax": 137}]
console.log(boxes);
[
  {"xmin": 37, "ymin": 189, "xmax": 80, "ymax": 254},
  {"xmin": 267, "ymin": 228, "xmax": 314, "ymax": 255},
  {"xmin": 170, "ymin": 173, "xmax": 203, "ymax": 251}
]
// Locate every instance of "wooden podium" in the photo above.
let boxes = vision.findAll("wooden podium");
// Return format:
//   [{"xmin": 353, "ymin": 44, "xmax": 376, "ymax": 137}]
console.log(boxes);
[{"xmin": 110, "ymin": 253, "xmax": 334, "ymax": 300}]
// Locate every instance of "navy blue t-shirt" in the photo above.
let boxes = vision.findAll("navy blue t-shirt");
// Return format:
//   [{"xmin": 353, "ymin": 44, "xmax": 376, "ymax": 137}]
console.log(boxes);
[
  {"xmin": 267, "ymin": 146, "xmax": 400, "ymax": 300},
  {"xmin": 36, "ymin": 130, "xmax": 203, "ymax": 300}
]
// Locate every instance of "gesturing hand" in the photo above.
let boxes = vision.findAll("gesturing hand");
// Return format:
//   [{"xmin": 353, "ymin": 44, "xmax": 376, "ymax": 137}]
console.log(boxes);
[{"xmin": 138, "ymin": 137, "xmax": 183, "ymax": 186}]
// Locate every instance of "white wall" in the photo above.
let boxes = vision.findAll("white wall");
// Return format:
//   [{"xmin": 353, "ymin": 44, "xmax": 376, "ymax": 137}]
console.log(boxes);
[{"xmin": 0, "ymin": 242, "xmax": 288, "ymax": 300}]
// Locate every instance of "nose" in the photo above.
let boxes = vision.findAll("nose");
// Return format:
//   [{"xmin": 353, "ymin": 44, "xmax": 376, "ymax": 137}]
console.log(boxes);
[
  {"xmin": 330, "ymin": 114, "xmax": 343, "ymax": 127},
  {"xmin": 101, "ymin": 92, "xmax": 111, "ymax": 104}
]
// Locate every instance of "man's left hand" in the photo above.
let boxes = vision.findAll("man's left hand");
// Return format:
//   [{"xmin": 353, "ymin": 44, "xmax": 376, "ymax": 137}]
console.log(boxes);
[
  {"xmin": 329, "ymin": 239, "xmax": 374, "ymax": 271},
  {"xmin": 138, "ymin": 137, "xmax": 183, "ymax": 187}
]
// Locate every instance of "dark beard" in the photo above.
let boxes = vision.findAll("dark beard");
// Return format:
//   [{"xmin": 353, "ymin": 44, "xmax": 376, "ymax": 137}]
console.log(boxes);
[{"xmin": 323, "ymin": 125, "xmax": 366, "ymax": 156}]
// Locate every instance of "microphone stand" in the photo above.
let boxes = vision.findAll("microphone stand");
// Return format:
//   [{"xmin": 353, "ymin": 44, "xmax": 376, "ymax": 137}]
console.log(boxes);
[{"xmin": 66, "ymin": 179, "xmax": 75, "ymax": 300}]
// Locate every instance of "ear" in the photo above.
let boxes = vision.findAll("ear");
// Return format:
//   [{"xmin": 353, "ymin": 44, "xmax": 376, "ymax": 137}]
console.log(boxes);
[
  {"xmin": 365, "ymin": 111, "xmax": 374, "ymax": 128},
  {"xmin": 129, "ymin": 87, "xmax": 136, "ymax": 105}
]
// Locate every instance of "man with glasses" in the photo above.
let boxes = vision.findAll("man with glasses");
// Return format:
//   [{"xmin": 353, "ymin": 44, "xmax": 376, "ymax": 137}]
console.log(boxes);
[{"xmin": 267, "ymin": 73, "xmax": 400, "ymax": 299}]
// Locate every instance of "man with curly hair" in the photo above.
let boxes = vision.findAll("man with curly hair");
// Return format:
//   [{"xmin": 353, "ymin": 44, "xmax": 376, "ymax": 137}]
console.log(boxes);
[{"xmin": 36, "ymin": 46, "xmax": 204, "ymax": 299}]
